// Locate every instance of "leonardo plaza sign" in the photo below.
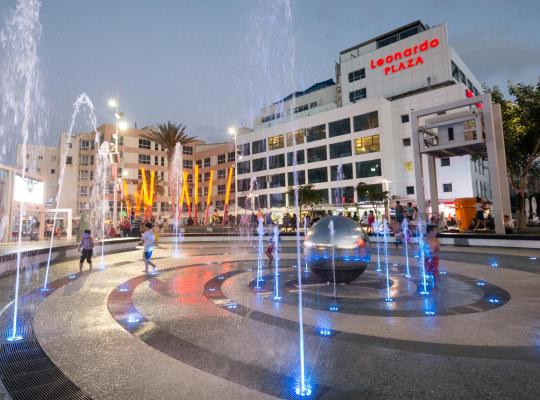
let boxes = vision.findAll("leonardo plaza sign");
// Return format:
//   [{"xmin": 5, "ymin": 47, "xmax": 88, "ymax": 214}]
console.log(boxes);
[{"xmin": 370, "ymin": 38, "xmax": 440, "ymax": 75}]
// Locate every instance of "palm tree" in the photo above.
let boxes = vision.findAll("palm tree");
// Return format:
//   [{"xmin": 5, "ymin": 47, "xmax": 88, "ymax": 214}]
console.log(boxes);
[{"xmin": 141, "ymin": 121, "xmax": 196, "ymax": 205}]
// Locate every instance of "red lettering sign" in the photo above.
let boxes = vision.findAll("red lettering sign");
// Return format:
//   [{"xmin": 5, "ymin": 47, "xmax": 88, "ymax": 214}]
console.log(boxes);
[{"xmin": 370, "ymin": 38, "xmax": 439, "ymax": 76}]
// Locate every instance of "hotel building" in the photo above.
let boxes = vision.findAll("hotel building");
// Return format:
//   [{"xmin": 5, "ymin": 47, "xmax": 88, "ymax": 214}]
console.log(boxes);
[
  {"xmin": 235, "ymin": 21, "xmax": 491, "ymax": 212},
  {"xmin": 56, "ymin": 124, "xmax": 235, "ymax": 222}
]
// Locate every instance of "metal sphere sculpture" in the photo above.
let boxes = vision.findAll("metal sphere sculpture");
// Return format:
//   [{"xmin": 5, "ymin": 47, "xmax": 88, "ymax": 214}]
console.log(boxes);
[{"xmin": 304, "ymin": 215, "xmax": 371, "ymax": 283}]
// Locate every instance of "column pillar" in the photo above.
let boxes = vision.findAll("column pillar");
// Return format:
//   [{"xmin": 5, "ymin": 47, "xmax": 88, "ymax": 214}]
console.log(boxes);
[
  {"xmin": 411, "ymin": 112, "xmax": 426, "ymax": 216},
  {"xmin": 483, "ymin": 94, "xmax": 505, "ymax": 234},
  {"xmin": 427, "ymin": 155, "xmax": 439, "ymax": 218}
]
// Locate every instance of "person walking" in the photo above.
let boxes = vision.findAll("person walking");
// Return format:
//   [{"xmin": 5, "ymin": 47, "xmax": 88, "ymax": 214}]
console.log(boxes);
[
  {"xmin": 78, "ymin": 229, "xmax": 94, "ymax": 273},
  {"xmin": 142, "ymin": 222, "xmax": 158, "ymax": 274}
]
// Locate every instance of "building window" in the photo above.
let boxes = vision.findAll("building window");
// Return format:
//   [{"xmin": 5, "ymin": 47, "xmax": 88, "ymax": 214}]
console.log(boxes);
[
  {"xmin": 79, "ymin": 186, "xmax": 88, "ymax": 197},
  {"xmin": 138, "ymin": 154, "xmax": 151, "ymax": 164},
  {"xmin": 238, "ymin": 160, "xmax": 250, "ymax": 174},
  {"xmin": 80, "ymin": 140, "xmax": 90, "ymax": 150},
  {"xmin": 227, "ymin": 152, "xmax": 235, "ymax": 162},
  {"xmin": 443, "ymin": 183, "xmax": 453, "ymax": 192},
  {"xmin": 204, "ymin": 172, "xmax": 211, "ymax": 181},
  {"xmin": 79, "ymin": 170, "xmax": 89, "ymax": 180},
  {"xmin": 401, "ymin": 114, "xmax": 410, "ymax": 123},
  {"xmin": 269, "ymin": 154, "xmax": 285, "ymax": 169},
  {"xmin": 252, "ymin": 157, "xmax": 267, "ymax": 172},
  {"xmin": 402, "ymin": 138, "xmax": 411, "ymax": 147},
  {"xmin": 256, "ymin": 176, "xmax": 267, "ymax": 190},
  {"xmin": 204, "ymin": 157, "xmax": 211, "ymax": 167},
  {"xmin": 329, "ymin": 118, "xmax": 351, "ymax": 138},
  {"xmin": 330, "ymin": 164, "xmax": 353, "ymax": 181},
  {"xmin": 329, "ymin": 141, "xmax": 352, "ymax": 159},
  {"xmin": 354, "ymin": 135, "xmax": 380, "ymax": 154},
  {"xmin": 217, "ymin": 169, "xmax": 226, "ymax": 179},
  {"xmin": 252, "ymin": 139, "xmax": 266, "ymax": 154},
  {"xmin": 138, "ymin": 139, "xmax": 151, "ymax": 149},
  {"xmin": 268, "ymin": 134, "xmax": 285, "ymax": 151},
  {"xmin": 353, "ymin": 111, "xmax": 379, "ymax": 131},
  {"xmin": 154, "ymin": 156, "xmax": 159, "ymax": 166},
  {"xmin": 257, "ymin": 195, "xmax": 268, "ymax": 209},
  {"xmin": 270, "ymin": 193, "xmax": 285, "ymax": 208},
  {"xmin": 183, "ymin": 146, "xmax": 193, "ymax": 155},
  {"xmin": 80, "ymin": 155, "xmax": 90, "ymax": 166},
  {"xmin": 262, "ymin": 114, "xmax": 276, "ymax": 123},
  {"xmin": 310, "ymin": 102, "xmax": 318, "ymax": 108},
  {"xmin": 448, "ymin": 127, "xmax": 454, "ymax": 141},
  {"xmin": 307, "ymin": 146, "xmax": 327, "ymax": 163},
  {"xmin": 287, "ymin": 170, "xmax": 306, "ymax": 185},
  {"xmin": 183, "ymin": 160, "xmax": 192, "ymax": 169},
  {"xmin": 239, "ymin": 143, "xmax": 250, "ymax": 156},
  {"xmin": 238, "ymin": 178, "xmax": 251, "ymax": 192},
  {"xmin": 286, "ymin": 150, "xmax": 305, "ymax": 166},
  {"xmin": 349, "ymin": 88, "xmax": 367, "ymax": 103},
  {"xmin": 306, "ymin": 124, "xmax": 326, "ymax": 142},
  {"xmin": 404, "ymin": 161, "xmax": 413, "ymax": 171},
  {"xmin": 331, "ymin": 187, "xmax": 355, "ymax": 204},
  {"xmin": 406, "ymin": 186, "xmax": 415, "ymax": 195},
  {"xmin": 187, "ymin": 174, "xmax": 193, "ymax": 184},
  {"xmin": 217, "ymin": 154, "xmax": 226, "ymax": 164},
  {"xmin": 348, "ymin": 68, "xmax": 365, "ymax": 82},
  {"xmin": 195, "ymin": 159, "xmax": 202, "ymax": 168},
  {"xmin": 308, "ymin": 167, "xmax": 328, "ymax": 183},
  {"xmin": 51, "ymin": 169, "xmax": 55, "ymax": 174},
  {"xmin": 294, "ymin": 104, "xmax": 309, "ymax": 113},
  {"xmin": 66, "ymin": 156, "xmax": 72, "ymax": 165},
  {"xmin": 286, "ymin": 130, "xmax": 305, "ymax": 146},
  {"xmin": 356, "ymin": 159, "xmax": 381, "ymax": 178},
  {"xmin": 441, "ymin": 157, "xmax": 450, "ymax": 167},
  {"xmin": 269, "ymin": 173, "xmax": 286, "ymax": 188},
  {"xmin": 217, "ymin": 184, "xmax": 226, "ymax": 195}
]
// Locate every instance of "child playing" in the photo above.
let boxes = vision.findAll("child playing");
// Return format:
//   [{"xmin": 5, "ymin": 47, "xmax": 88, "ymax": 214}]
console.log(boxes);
[
  {"xmin": 78, "ymin": 229, "xmax": 94, "ymax": 273},
  {"xmin": 265, "ymin": 237, "xmax": 275, "ymax": 269},
  {"xmin": 425, "ymin": 225, "xmax": 440, "ymax": 289},
  {"xmin": 142, "ymin": 223, "xmax": 158, "ymax": 274}
]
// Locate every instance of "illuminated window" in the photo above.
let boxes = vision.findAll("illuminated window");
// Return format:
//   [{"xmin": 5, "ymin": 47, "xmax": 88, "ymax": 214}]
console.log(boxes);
[
  {"xmin": 268, "ymin": 135, "xmax": 285, "ymax": 150},
  {"xmin": 286, "ymin": 130, "xmax": 305, "ymax": 146},
  {"xmin": 354, "ymin": 135, "xmax": 380, "ymax": 154},
  {"xmin": 404, "ymin": 161, "xmax": 413, "ymax": 171}
]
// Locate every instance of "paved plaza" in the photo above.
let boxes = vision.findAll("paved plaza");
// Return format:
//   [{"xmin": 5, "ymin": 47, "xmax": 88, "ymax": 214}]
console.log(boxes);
[{"xmin": 0, "ymin": 239, "xmax": 539, "ymax": 399}]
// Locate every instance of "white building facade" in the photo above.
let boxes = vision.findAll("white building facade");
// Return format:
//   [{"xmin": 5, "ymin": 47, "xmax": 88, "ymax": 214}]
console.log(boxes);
[{"xmin": 236, "ymin": 21, "xmax": 491, "ymax": 211}]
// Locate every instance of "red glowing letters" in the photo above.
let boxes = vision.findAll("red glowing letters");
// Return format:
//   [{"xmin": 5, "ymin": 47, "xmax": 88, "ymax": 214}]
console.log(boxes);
[{"xmin": 370, "ymin": 38, "xmax": 439, "ymax": 76}]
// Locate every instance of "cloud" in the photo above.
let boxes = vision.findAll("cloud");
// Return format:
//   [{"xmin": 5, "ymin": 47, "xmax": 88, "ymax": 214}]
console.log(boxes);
[{"xmin": 452, "ymin": 33, "xmax": 540, "ymax": 83}]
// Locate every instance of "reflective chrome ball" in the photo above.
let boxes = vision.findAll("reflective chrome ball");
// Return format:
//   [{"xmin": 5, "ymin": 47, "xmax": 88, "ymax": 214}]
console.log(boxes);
[{"xmin": 304, "ymin": 216, "xmax": 371, "ymax": 283}]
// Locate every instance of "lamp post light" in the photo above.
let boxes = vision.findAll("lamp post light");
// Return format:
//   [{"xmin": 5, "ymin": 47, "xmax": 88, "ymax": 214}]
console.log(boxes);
[
  {"xmin": 108, "ymin": 97, "xmax": 127, "ymax": 231},
  {"xmin": 228, "ymin": 127, "xmax": 240, "ymax": 220}
]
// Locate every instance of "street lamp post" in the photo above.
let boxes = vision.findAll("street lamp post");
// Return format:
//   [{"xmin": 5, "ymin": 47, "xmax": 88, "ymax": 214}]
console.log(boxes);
[{"xmin": 108, "ymin": 98, "xmax": 127, "ymax": 231}]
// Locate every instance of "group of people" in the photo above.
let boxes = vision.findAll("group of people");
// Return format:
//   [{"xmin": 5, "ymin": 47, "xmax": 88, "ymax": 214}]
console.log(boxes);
[{"xmin": 78, "ymin": 220, "xmax": 159, "ymax": 275}]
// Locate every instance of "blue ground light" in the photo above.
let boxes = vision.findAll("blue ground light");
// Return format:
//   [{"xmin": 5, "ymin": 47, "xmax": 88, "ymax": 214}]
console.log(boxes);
[
  {"xmin": 127, "ymin": 313, "xmax": 140, "ymax": 324},
  {"xmin": 294, "ymin": 383, "xmax": 312, "ymax": 397},
  {"xmin": 329, "ymin": 304, "xmax": 339, "ymax": 312},
  {"xmin": 476, "ymin": 281, "xmax": 487, "ymax": 287},
  {"xmin": 226, "ymin": 303, "xmax": 238, "ymax": 309},
  {"xmin": 530, "ymin": 257, "xmax": 537, "ymax": 261},
  {"xmin": 316, "ymin": 327, "xmax": 335, "ymax": 337},
  {"xmin": 487, "ymin": 296, "xmax": 501, "ymax": 304}
]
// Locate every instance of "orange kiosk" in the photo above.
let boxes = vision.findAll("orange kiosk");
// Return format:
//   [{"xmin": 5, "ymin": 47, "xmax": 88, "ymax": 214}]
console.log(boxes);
[{"xmin": 454, "ymin": 197, "xmax": 477, "ymax": 231}]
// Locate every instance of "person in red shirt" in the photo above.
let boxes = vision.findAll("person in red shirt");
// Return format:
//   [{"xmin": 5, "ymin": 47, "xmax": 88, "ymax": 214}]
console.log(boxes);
[
  {"xmin": 367, "ymin": 210, "xmax": 375, "ymax": 234},
  {"xmin": 425, "ymin": 225, "xmax": 440, "ymax": 289}
]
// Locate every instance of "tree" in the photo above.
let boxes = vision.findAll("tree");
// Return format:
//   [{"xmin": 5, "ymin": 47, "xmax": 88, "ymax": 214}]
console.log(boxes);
[
  {"xmin": 486, "ymin": 81, "xmax": 540, "ymax": 230},
  {"xmin": 356, "ymin": 182, "xmax": 389, "ymax": 218},
  {"xmin": 286, "ymin": 184, "xmax": 325, "ymax": 215},
  {"xmin": 141, "ymin": 121, "xmax": 196, "ymax": 210}
]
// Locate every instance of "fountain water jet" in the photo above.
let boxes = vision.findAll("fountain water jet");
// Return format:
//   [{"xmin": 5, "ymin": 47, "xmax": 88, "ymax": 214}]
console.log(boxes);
[
  {"xmin": 328, "ymin": 220, "xmax": 337, "ymax": 305},
  {"xmin": 416, "ymin": 220, "xmax": 430, "ymax": 294},
  {"xmin": 0, "ymin": 0, "xmax": 44, "ymax": 341},
  {"xmin": 42, "ymin": 93, "xmax": 97, "ymax": 291},
  {"xmin": 171, "ymin": 145, "xmax": 183, "ymax": 258},
  {"xmin": 255, "ymin": 218, "xmax": 264, "ymax": 290},
  {"xmin": 402, "ymin": 218, "xmax": 412, "ymax": 278},
  {"xmin": 382, "ymin": 219, "xmax": 393, "ymax": 302},
  {"xmin": 272, "ymin": 225, "xmax": 281, "ymax": 301}
]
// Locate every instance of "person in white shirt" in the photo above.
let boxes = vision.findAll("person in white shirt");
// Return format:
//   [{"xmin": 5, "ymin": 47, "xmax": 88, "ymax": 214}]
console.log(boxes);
[{"xmin": 142, "ymin": 223, "xmax": 158, "ymax": 274}]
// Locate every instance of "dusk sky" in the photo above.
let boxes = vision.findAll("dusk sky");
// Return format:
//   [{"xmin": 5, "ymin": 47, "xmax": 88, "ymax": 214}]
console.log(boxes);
[{"xmin": 11, "ymin": 0, "xmax": 540, "ymax": 144}]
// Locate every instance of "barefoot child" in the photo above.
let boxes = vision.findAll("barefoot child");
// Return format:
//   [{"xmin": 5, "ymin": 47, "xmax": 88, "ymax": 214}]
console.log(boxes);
[
  {"xmin": 142, "ymin": 223, "xmax": 158, "ymax": 274},
  {"xmin": 425, "ymin": 225, "xmax": 440, "ymax": 289},
  {"xmin": 265, "ymin": 237, "xmax": 275, "ymax": 269},
  {"xmin": 78, "ymin": 229, "xmax": 94, "ymax": 273}
]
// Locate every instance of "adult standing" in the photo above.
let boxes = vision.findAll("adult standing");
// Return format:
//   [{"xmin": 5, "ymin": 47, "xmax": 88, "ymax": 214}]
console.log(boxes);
[{"xmin": 395, "ymin": 201, "xmax": 404, "ymax": 223}]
